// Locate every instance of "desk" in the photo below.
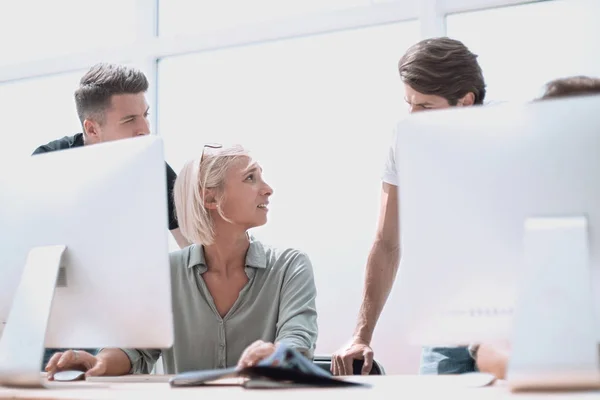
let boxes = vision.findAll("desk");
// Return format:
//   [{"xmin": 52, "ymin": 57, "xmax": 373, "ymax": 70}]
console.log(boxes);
[{"xmin": 0, "ymin": 375, "xmax": 599, "ymax": 399}]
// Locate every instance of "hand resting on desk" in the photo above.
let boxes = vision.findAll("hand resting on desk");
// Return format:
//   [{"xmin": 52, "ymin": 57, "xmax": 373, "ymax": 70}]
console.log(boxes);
[
  {"xmin": 45, "ymin": 341, "xmax": 278, "ymax": 380},
  {"xmin": 237, "ymin": 340, "xmax": 277, "ymax": 368},
  {"xmin": 331, "ymin": 338, "xmax": 374, "ymax": 375},
  {"xmin": 475, "ymin": 342, "xmax": 511, "ymax": 380},
  {"xmin": 45, "ymin": 348, "xmax": 131, "ymax": 380}
]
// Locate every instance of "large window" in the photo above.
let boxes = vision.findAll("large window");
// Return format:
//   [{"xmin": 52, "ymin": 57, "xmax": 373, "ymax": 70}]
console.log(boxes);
[
  {"xmin": 158, "ymin": 21, "xmax": 420, "ymax": 361},
  {"xmin": 159, "ymin": 0, "xmax": 372, "ymax": 36},
  {"xmin": 0, "ymin": 71, "xmax": 83, "ymax": 166},
  {"xmin": 0, "ymin": 0, "xmax": 138, "ymax": 64},
  {"xmin": 447, "ymin": 0, "xmax": 600, "ymax": 102}
]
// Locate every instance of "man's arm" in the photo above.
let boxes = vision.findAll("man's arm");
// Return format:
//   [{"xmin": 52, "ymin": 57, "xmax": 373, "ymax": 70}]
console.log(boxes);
[
  {"xmin": 332, "ymin": 182, "xmax": 400, "ymax": 375},
  {"xmin": 474, "ymin": 342, "xmax": 510, "ymax": 380},
  {"xmin": 354, "ymin": 182, "xmax": 400, "ymax": 343}
]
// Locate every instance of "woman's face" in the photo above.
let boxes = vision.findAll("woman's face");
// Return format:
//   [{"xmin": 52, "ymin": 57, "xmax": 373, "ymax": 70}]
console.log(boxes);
[{"xmin": 216, "ymin": 156, "xmax": 273, "ymax": 230}]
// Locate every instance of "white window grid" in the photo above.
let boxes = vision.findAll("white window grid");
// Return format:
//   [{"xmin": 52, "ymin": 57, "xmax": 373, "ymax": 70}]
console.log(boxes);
[{"xmin": 0, "ymin": 0, "xmax": 543, "ymax": 132}]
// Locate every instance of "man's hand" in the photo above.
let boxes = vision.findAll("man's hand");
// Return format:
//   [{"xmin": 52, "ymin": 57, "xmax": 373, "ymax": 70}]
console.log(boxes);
[
  {"xmin": 331, "ymin": 338, "xmax": 374, "ymax": 376},
  {"xmin": 476, "ymin": 342, "xmax": 511, "ymax": 380},
  {"xmin": 45, "ymin": 350, "xmax": 107, "ymax": 380}
]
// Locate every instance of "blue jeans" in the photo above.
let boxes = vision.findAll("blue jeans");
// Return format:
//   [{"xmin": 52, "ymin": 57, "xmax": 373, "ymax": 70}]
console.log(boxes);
[{"xmin": 419, "ymin": 346, "xmax": 477, "ymax": 374}]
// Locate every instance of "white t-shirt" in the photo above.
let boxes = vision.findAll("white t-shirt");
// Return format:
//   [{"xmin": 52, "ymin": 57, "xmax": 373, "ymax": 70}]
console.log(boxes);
[{"xmin": 382, "ymin": 125, "xmax": 399, "ymax": 186}]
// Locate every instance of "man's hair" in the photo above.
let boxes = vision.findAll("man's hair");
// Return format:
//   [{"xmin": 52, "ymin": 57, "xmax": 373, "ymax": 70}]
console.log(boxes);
[
  {"xmin": 75, "ymin": 63, "xmax": 149, "ymax": 126},
  {"xmin": 539, "ymin": 76, "xmax": 600, "ymax": 100},
  {"xmin": 399, "ymin": 37, "xmax": 486, "ymax": 105}
]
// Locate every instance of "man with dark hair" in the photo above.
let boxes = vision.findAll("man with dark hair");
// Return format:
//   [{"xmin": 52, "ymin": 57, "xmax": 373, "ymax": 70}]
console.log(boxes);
[
  {"xmin": 331, "ymin": 37, "xmax": 486, "ymax": 376},
  {"xmin": 539, "ymin": 75, "xmax": 600, "ymax": 100},
  {"xmin": 33, "ymin": 63, "xmax": 189, "ymax": 369},
  {"xmin": 399, "ymin": 37, "xmax": 486, "ymax": 108}
]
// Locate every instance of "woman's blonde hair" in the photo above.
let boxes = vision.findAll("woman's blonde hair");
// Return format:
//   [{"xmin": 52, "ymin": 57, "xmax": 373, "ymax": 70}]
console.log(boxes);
[{"xmin": 174, "ymin": 144, "xmax": 249, "ymax": 245}]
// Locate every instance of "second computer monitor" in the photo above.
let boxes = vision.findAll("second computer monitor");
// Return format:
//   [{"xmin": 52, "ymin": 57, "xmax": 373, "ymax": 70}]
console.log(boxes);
[{"xmin": 393, "ymin": 95, "xmax": 600, "ymax": 347}]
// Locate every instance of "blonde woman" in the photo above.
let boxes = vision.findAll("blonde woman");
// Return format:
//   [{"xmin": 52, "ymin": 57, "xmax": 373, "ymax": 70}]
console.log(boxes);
[{"xmin": 46, "ymin": 144, "xmax": 318, "ymax": 378}]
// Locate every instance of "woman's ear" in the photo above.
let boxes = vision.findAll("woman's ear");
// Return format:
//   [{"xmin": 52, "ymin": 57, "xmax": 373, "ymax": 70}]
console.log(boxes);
[
  {"xmin": 203, "ymin": 189, "xmax": 218, "ymax": 210},
  {"xmin": 459, "ymin": 92, "xmax": 475, "ymax": 106}
]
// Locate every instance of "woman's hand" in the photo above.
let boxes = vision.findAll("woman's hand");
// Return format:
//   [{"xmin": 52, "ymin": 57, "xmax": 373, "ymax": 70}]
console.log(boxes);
[
  {"xmin": 45, "ymin": 349, "xmax": 107, "ymax": 380},
  {"xmin": 237, "ymin": 340, "xmax": 277, "ymax": 368}
]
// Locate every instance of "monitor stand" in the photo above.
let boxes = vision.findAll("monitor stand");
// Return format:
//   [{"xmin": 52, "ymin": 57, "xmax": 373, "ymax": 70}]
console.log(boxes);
[
  {"xmin": 508, "ymin": 216, "xmax": 600, "ymax": 391},
  {"xmin": 0, "ymin": 245, "xmax": 66, "ymax": 388}
]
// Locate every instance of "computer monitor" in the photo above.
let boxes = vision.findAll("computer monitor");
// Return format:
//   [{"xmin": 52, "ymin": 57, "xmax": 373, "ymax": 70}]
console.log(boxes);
[
  {"xmin": 0, "ymin": 136, "xmax": 174, "ymax": 387},
  {"xmin": 394, "ymin": 95, "xmax": 600, "ymax": 390}
]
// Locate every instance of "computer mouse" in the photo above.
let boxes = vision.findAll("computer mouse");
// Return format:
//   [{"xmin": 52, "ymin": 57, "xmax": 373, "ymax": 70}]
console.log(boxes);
[
  {"xmin": 459, "ymin": 372, "xmax": 496, "ymax": 387},
  {"xmin": 52, "ymin": 370, "xmax": 86, "ymax": 382}
]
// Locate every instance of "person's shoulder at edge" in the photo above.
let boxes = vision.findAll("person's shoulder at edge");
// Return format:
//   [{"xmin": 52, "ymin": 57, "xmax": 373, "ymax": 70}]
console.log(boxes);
[
  {"xmin": 32, "ymin": 133, "xmax": 84, "ymax": 155},
  {"xmin": 380, "ymin": 116, "xmax": 409, "ymax": 187},
  {"xmin": 165, "ymin": 161, "xmax": 177, "ymax": 177}
]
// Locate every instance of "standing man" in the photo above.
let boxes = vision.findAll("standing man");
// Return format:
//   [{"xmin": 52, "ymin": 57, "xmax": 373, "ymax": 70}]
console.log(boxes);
[
  {"xmin": 331, "ymin": 37, "xmax": 486, "ymax": 376},
  {"xmin": 34, "ymin": 63, "xmax": 189, "ymax": 368}
]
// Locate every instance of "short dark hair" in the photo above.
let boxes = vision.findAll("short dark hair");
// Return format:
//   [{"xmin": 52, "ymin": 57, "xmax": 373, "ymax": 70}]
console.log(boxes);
[
  {"xmin": 75, "ymin": 63, "xmax": 149, "ymax": 126},
  {"xmin": 398, "ymin": 37, "xmax": 486, "ymax": 105},
  {"xmin": 539, "ymin": 76, "xmax": 600, "ymax": 100}
]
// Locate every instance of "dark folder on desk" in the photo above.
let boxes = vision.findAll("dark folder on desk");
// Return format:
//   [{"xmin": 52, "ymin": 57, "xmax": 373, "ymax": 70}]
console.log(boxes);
[{"xmin": 169, "ymin": 344, "xmax": 368, "ymax": 389}]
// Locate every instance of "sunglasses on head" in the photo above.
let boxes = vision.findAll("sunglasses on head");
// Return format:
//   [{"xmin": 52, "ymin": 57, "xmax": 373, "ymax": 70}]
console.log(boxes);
[{"xmin": 200, "ymin": 143, "xmax": 223, "ymax": 163}]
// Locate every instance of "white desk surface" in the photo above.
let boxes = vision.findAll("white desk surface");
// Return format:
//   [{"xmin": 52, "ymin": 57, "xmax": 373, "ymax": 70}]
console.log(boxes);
[{"xmin": 1, "ymin": 374, "xmax": 599, "ymax": 399}]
